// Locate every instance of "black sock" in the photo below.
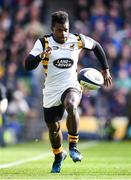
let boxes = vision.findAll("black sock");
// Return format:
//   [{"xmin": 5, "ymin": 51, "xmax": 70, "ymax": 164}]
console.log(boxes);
[
  {"xmin": 69, "ymin": 142, "xmax": 77, "ymax": 149},
  {"xmin": 55, "ymin": 152, "xmax": 63, "ymax": 160}
]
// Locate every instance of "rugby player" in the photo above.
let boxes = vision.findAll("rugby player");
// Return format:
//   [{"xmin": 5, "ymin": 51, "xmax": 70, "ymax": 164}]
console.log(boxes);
[{"xmin": 25, "ymin": 11, "xmax": 112, "ymax": 173}]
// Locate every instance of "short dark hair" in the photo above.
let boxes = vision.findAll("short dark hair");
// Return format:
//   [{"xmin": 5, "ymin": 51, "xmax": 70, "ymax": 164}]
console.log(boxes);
[{"xmin": 51, "ymin": 11, "xmax": 69, "ymax": 28}]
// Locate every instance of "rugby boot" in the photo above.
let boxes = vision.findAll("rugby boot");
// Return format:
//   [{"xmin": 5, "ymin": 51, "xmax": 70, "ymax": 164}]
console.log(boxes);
[
  {"xmin": 69, "ymin": 147, "xmax": 82, "ymax": 162},
  {"xmin": 51, "ymin": 151, "xmax": 67, "ymax": 173}
]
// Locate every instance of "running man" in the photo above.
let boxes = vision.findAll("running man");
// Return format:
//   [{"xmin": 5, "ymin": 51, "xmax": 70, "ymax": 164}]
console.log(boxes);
[{"xmin": 25, "ymin": 11, "xmax": 112, "ymax": 173}]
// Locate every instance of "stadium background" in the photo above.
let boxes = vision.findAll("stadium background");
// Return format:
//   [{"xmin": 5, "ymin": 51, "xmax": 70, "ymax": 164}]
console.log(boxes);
[{"xmin": 0, "ymin": 0, "xmax": 131, "ymax": 145}]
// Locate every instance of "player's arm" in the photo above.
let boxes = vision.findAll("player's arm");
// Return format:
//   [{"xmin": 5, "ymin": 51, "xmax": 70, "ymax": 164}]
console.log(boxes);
[
  {"xmin": 80, "ymin": 34, "xmax": 112, "ymax": 87},
  {"xmin": 92, "ymin": 41, "xmax": 112, "ymax": 87},
  {"xmin": 24, "ymin": 39, "xmax": 51, "ymax": 71},
  {"xmin": 25, "ymin": 54, "xmax": 42, "ymax": 71},
  {"xmin": 24, "ymin": 39, "xmax": 43, "ymax": 71}
]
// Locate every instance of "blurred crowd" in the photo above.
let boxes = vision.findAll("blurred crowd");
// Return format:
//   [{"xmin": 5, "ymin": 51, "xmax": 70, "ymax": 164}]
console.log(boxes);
[
  {"xmin": 74, "ymin": 0, "xmax": 131, "ymax": 120},
  {"xmin": 0, "ymin": 0, "xmax": 131, "ymax": 143},
  {"xmin": 0, "ymin": 0, "xmax": 48, "ymax": 144}
]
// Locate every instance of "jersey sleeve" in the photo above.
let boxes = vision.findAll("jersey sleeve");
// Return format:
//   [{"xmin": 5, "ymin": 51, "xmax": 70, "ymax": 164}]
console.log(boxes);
[
  {"xmin": 79, "ymin": 34, "xmax": 95, "ymax": 50},
  {"xmin": 29, "ymin": 39, "xmax": 43, "ymax": 56}
]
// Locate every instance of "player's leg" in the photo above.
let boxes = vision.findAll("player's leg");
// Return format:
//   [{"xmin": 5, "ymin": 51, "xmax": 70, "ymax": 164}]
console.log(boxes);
[
  {"xmin": 43, "ymin": 105, "xmax": 66, "ymax": 173},
  {"xmin": 62, "ymin": 88, "xmax": 82, "ymax": 162},
  {"xmin": 46, "ymin": 121, "xmax": 62, "ymax": 149},
  {"xmin": 46, "ymin": 121, "xmax": 67, "ymax": 173}
]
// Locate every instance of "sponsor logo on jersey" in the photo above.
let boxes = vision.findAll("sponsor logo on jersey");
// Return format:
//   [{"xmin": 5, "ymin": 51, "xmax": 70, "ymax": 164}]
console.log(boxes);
[
  {"xmin": 52, "ymin": 44, "xmax": 75, "ymax": 50},
  {"xmin": 70, "ymin": 44, "xmax": 75, "ymax": 49},
  {"xmin": 53, "ymin": 58, "xmax": 74, "ymax": 68},
  {"xmin": 52, "ymin": 46, "xmax": 59, "ymax": 50}
]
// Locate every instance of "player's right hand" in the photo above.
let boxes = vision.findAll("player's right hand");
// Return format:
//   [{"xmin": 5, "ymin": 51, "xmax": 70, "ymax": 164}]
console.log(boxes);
[
  {"xmin": 39, "ymin": 47, "xmax": 52, "ymax": 59},
  {"xmin": 44, "ymin": 47, "xmax": 52, "ymax": 55}
]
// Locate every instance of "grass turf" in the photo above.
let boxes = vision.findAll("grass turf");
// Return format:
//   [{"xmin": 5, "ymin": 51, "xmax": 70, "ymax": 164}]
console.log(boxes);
[{"xmin": 0, "ymin": 141, "xmax": 131, "ymax": 179}]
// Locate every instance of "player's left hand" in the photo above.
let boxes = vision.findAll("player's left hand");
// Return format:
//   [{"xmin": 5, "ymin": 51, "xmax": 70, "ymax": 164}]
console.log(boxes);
[{"xmin": 101, "ymin": 69, "xmax": 112, "ymax": 87}]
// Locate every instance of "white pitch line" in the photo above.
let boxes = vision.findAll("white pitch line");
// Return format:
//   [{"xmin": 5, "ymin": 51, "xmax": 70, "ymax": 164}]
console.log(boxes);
[
  {"xmin": 80, "ymin": 141, "xmax": 98, "ymax": 149},
  {"xmin": 0, "ymin": 152, "xmax": 50, "ymax": 169},
  {"xmin": 0, "ymin": 141, "xmax": 98, "ymax": 169}
]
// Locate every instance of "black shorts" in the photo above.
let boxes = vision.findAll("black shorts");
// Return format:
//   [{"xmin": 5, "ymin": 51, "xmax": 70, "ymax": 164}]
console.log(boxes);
[
  {"xmin": 43, "ymin": 88, "xmax": 81, "ymax": 123},
  {"xmin": 43, "ymin": 104, "xmax": 65, "ymax": 123}
]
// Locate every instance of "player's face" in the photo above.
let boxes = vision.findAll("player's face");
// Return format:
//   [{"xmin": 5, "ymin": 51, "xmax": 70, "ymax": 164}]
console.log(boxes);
[{"xmin": 52, "ymin": 22, "xmax": 69, "ymax": 44}]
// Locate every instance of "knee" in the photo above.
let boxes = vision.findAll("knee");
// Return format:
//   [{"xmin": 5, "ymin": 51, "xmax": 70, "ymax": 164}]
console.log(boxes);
[
  {"xmin": 47, "ymin": 122, "xmax": 60, "ymax": 134},
  {"xmin": 65, "ymin": 101, "xmax": 77, "ymax": 115}
]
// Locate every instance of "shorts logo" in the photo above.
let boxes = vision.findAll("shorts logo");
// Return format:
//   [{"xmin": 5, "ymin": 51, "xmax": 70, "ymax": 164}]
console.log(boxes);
[{"xmin": 53, "ymin": 58, "xmax": 74, "ymax": 68}]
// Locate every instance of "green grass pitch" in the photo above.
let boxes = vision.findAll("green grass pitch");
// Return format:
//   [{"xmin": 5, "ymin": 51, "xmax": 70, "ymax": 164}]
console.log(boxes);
[{"xmin": 0, "ymin": 141, "xmax": 131, "ymax": 179}]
